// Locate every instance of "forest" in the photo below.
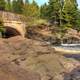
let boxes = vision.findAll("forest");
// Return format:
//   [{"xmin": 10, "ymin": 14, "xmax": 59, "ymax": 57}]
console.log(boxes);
[
  {"xmin": 0, "ymin": 0, "xmax": 80, "ymax": 29},
  {"xmin": 0, "ymin": 1, "xmax": 80, "ymax": 80}
]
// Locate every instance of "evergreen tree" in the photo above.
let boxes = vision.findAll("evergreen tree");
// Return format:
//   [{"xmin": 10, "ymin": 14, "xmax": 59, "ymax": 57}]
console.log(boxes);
[
  {"xmin": 0, "ymin": 0, "xmax": 6, "ymax": 10},
  {"xmin": 47, "ymin": 0, "xmax": 61, "ymax": 24},
  {"xmin": 31, "ymin": 0, "xmax": 40, "ymax": 17},
  {"xmin": 17, "ymin": 0, "xmax": 24, "ymax": 13},
  {"xmin": 40, "ymin": 3, "xmax": 48, "ymax": 19},
  {"xmin": 12, "ymin": 0, "xmax": 17, "ymax": 13},
  {"xmin": 59, "ymin": 0, "xmax": 64, "ymax": 26},
  {"xmin": 23, "ymin": 0, "xmax": 39, "ymax": 18},
  {"xmin": 12, "ymin": 0, "xmax": 24, "ymax": 14},
  {"xmin": 22, "ymin": 3, "xmax": 30, "ymax": 17},
  {"xmin": 40, "ymin": 0, "xmax": 78, "ymax": 28},
  {"xmin": 5, "ymin": 0, "xmax": 12, "ymax": 11},
  {"xmin": 75, "ymin": 10, "xmax": 80, "ymax": 29},
  {"xmin": 62, "ymin": 0, "xmax": 78, "ymax": 27}
]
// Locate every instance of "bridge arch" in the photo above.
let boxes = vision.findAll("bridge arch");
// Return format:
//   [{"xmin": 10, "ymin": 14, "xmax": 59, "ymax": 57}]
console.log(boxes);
[
  {"xmin": 2, "ymin": 26, "xmax": 21, "ymax": 38},
  {"xmin": 0, "ymin": 11, "xmax": 26, "ymax": 37},
  {"xmin": 3, "ymin": 21, "xmax": 26, "ymax": 37}
]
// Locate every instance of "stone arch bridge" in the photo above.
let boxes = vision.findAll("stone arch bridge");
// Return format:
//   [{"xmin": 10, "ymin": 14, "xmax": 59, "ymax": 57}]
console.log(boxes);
[{"xmin": 0, "ymin": 11, "xmax": 26, "ymax": 38}]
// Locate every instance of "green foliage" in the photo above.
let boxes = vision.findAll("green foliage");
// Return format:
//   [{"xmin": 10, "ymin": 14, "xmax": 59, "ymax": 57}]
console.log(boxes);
[
  {"xmin": 44, "ymin": 0, "xmax": 61, "ymax": 23},
  {"xmin": 31, "ymin": 0, "xmax": 40, "ymax": 18},
  {"xmin": 0, "ymin": 0, "xmax": 6, "ymax": 10},
  {"xmin": 40, "ymin": 3, "xmax": 48, "ymax": 19},
  {"xmin": 17, "ymin": 0, "xmax": 24, "ymax": 14},
  {"xmin": 0, "ymin": 0, "xmax": 80, "ymax": 31},
  {"xmin": 12, "ymin": 0, "xmax": 24, "ymax": 14},
  {"xmin": 12, "ymin": 0, "xmax": 17, "ymax": 13},
  {"xmin": 62, "ymin": 0, "xmax": 78, "ymax": 27},
  {"xmin": 23, "ymin": 0, "xmax": 40, "ymax": 18},
  {"xmin": 74, "ymin": 10, "xmax": 80, "ymax": 30},
  {"xmin": 33, "ymin": 19, "xmax": 48, "ymax": 25},
  {"xmin": 5, "ymin": 0, "xmax": 12, "ymax": 11},
  {"xmin": 40, "ymin": 0, "xmax": 79, "ymax": 29}
]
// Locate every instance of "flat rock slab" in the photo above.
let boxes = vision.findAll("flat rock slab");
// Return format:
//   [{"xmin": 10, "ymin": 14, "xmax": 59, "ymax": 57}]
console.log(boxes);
[{"xmin": 0, "ymin": 64, "xmax": 41, "ymax": 80}]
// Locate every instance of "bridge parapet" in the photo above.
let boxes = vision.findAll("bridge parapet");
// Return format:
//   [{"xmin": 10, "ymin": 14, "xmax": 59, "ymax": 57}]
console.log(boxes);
[{"xmin": 0, "ymin": 11, "xmax": 26, "ymax": 37}]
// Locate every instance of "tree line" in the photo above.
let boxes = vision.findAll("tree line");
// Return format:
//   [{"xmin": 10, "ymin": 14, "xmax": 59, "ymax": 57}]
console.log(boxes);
[
  {"xmin": 40, "ymin": 0, "xmax": 80, "ymax": 29},
  {"xmin": 0, "ymin": 0, "xmax": 39, "ymax": 18},
  {"xmin": 0, "ymin": 0, "xmax": 80, "ymax": 29}
]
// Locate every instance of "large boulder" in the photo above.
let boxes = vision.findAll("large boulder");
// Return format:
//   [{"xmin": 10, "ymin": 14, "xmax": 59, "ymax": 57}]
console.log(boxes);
[{"xmin": 0, "ymin": 36, "xmax": 80, "ymax": 80}]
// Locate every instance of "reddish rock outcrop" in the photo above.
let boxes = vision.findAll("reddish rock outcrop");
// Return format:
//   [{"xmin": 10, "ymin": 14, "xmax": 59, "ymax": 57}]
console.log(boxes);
[{"xmin": 0, "ymin": 36, "xmax": 80, "ymax": 80}]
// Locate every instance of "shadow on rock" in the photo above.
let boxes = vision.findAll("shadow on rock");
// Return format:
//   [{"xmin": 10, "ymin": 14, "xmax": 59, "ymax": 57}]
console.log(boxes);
[{"xmin": 64, "ymin": 66, "xmax": 80, "ymax": 80}]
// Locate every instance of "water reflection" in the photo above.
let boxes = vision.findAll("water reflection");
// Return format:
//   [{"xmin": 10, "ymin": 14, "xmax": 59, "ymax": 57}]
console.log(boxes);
[
  {"xmin": 63, "ymin": 54, "xmax": 80, "ymax": 61},
  {"xmin": 58, "ymin": 44, "xmax": 80, "ymax": 50}
]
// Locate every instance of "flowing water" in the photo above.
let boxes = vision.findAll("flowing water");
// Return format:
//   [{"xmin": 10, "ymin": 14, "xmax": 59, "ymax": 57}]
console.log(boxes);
[
  {"xmin": 56, "ymin": 44, "xmax": 80, "ymax": 51},
  {"xmin": 53, "ymin": 44, "xmax": 80, "ymax": 61}
]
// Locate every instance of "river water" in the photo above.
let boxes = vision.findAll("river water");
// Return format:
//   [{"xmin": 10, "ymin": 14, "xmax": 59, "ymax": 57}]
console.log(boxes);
[
  {"xmin": 55, "ymin": 44, "xmax": 80, "ymax": 51},
  {"xmin": 54, "ymin": 44, "xmax": 80, "ymax": 60}
]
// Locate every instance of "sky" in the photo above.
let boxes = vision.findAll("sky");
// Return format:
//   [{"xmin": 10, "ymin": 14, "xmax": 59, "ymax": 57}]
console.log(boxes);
[
  {"xmin": 30, "ymin": 0, "xmax": 80, "ymax": 8},
  {"xmin": 77, "ymin": 0, "xmax": 80, "ymax": 8},
  {"xmin": 34, "ymin": 0, "xmax": 48, "ymax": 5},
  {"xmin": 29, "ymin": 0, "xmax": 48, "ymax": 6}
]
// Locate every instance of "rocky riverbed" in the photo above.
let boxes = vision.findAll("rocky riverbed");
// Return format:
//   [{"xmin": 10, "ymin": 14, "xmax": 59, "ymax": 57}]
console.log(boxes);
[{"xmin": 0, "ymin": 36, "xmax": 80, "ymax": 80}]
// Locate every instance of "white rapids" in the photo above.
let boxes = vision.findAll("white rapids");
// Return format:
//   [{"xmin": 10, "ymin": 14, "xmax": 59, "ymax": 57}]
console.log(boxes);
[
  {"xmin": 53, "ymin": 44, "xmax": 80, "ymax": 53},
  {"xmin": 61, "ymin": 44, "xmax": 80, "ymax": 47}
]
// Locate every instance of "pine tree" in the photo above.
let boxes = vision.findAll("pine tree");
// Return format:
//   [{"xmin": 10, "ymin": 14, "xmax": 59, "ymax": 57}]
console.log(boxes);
[
  {"xmin": 75, "ymin": 10, "xmax": 80, "ymax": 29},
  {"xmin": 0, "ymin": 0, "xmax": 6, "ymax": 10},
  {"xmin": 12, "ymin": 0, "xmax": 17, "ymax": 12},
  {"xmin": 62, "ymin": 0, "xmax": 78, "ymax": 27},
  {"xmin": 16, "ymin": 0, "xmax": 24, "ymax": 14},
  {"xmin": 40, "ymin": 3, "xmax": 48, "ymax": 19},
  {"xmin": 12, "ymin": 0, "xmax": 24, "ymax": 14},
  {"xmin": 59, "ymin": 0, "xmax": 64, "ymax": 26},
  {"xmin": 22, "ymin": 3, "xmax": 29, "ymax": 17},
  {"xmin": 47, "ymin": 0, "xmax": 61, "ymax": 24},
  {"xmin": 5, "ymin": 0, "xmax": 12, "ymax": 11},
  {"xmin": 31, "ymin": 0, "xmax": 39, "ymax": 17},
  {"xmin": 23, "ymin": 0, "xmax": 39, "ymax": 18}
]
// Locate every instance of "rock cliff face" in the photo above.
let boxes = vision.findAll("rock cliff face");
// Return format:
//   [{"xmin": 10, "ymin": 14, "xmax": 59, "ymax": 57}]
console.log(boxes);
[
  {"xmin": 0, "ymin": 36, "xmax": 80, "ymax": 80},
  {"xmin": 26, "ymin": 25, "xmax": 80, "ymax": 45},
  {"xmin": 26, "ymin": 25, "xmax": 61, "ymax": 45},
  {"xmin": 62, "ymin": 28, "xmax": 80, "ymax": 44}
]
